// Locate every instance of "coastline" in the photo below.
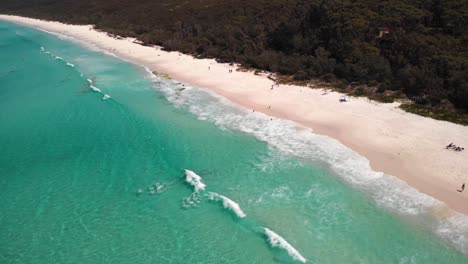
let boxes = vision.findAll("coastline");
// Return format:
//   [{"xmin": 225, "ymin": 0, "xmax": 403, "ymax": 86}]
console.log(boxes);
[{"xmin": 1, "ymin": 15, "xmax": 467, "ymax": 215}]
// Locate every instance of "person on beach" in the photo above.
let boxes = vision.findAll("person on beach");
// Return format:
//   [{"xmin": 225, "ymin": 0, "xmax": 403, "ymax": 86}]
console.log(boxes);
[
  {"xmin": 446, "ymin": 143, "xmax": 464, "ymax": 151},
  {"xmin": 457, "ymin": 183, "xmax": 465, "ymax": 192}
]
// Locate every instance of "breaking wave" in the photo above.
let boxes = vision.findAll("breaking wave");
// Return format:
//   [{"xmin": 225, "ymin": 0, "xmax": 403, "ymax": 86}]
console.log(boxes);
[
  {"xmin": 181, "ymin": 169, "xmax": 206, "ymax": 208},
  {"xmin": 39, "ymin": 46, "xmax": 112, "ymax": 100},
  {"xmin": 208, "ymin": 192, "xmax": 246, "ymax": 218},
  {"xmin": 25, "ymin": 28, "xmax": 468, "ymax": 256},
  {"xmin": 147, "ymin": 71, "xmax": 468, "ymax": 254},
  {"xmin": 184, "ymin": 169, "xmax": 206, "ymax": 192},
  {"xmin": 264, "ymin": 227, "xmax": 307, "ymax": 263},
  {"xmin": 90, "ymin": 85, "xmax": 101, "ymax": 92},
  {"xmin": 136, "ymin": 181, "xmax": 171, "ymax": 196},
  {"xmin": 32, "ymin": 32, "xmax": 468, "ymax": 254}
]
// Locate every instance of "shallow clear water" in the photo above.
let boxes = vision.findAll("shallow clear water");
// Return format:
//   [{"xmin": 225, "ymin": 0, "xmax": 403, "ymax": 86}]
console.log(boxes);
[{"xmin": 1, "ymin": 21, "xmax": 467, "ymax": 263}]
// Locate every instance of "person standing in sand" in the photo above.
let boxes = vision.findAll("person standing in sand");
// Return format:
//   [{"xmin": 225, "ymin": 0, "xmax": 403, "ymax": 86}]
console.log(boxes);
[{"xmin": 457, "ymin": 183, "xmax": 465, "ymax": 193}]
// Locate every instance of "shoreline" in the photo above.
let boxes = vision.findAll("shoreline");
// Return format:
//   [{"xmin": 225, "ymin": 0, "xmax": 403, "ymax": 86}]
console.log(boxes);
[{"xmin": 1, "ymin": 15, "xmax": 468, "ymax": 215}]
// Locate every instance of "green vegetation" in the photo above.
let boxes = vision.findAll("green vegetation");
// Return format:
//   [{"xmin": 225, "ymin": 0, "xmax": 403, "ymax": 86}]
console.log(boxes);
[
  {"xmin": 1, "ymin": 0, "xmax": 467, "ymax": 123},
  {"xmin": 401, "ymin": 103, "xmax": 468, "ymax": 125},
  {"xmin": 152, "ymin": 71, "xmax": 171, "ymax": 80}
]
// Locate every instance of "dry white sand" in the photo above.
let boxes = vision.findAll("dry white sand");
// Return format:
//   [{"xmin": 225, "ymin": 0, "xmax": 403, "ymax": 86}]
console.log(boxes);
[{"xmin": 2, "ymin": 15, "xmax": 467, "ymax": 214}]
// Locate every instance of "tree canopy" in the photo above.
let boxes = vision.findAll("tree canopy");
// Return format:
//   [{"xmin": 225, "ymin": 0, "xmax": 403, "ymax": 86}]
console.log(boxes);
[{"xmin": 1, "ymin": 0, "xmax": 467, "ymax": 116}]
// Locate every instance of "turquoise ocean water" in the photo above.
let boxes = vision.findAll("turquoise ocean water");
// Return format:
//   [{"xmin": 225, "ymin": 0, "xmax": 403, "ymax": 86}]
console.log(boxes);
[{"xmin": 1, "ymin": 21, "xmax": 468, "ymax": 263}]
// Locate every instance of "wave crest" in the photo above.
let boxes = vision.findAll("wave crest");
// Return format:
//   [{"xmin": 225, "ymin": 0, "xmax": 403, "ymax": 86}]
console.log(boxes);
[
  {"xmin": 208, "ymin": 192, "xmax": 246, "ymax": 218},
  {"xmin": 264, "ymin": 227, "xmax": 307, "ymax": 263},
  {"xmin": 150, "ymin": 75, "xmax": 468, "ymax": 253},
  {"xmin": 90, "ymin": 85, "xmax": 101, "ymax": 92},
  {"xmin": 184, "ymin": 169, "xmax": 206, "ymax": 192}
]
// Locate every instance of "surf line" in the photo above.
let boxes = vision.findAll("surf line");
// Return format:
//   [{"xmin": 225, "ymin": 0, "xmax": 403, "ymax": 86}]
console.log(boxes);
[
  {"xmin": 183, "ymin": 169, "xmax": 307, "ymax": 262},
  {"xmin": 184, "ymin": 170, "xmax": 246, "ymax": 218},
  {"xmin": 264, "ymin": 227, "xmax": 307, "ymax": 263},
  {"xmin": 208, "ymin": 192, "xmax": 246, "ymax": 218},
  {"xmin": 40, "ymin": 46, "xmax": 111, "ymax": 101}
]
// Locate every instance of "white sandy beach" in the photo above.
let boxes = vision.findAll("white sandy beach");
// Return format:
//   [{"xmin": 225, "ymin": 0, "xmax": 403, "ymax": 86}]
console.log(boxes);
[{"xmin": 1, "ymin": 15, "xmax": 467, "ymax": 215}]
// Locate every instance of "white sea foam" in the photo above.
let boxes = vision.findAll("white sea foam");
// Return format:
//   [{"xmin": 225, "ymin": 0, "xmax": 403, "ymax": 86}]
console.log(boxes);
[
  {"xmin": 153, "ymin": 76, "xmax": 438, "ymax": 213},
  {"xmin": 143, "ymin": 66, "xmax": 153, "ymax": 76},
  {"xmin": 37, "ymin": 47, "xmax": 107, "ymax": 99},
  {"xmin": 38, "ymin": 49, "xmax": 108, "ymax": 100},
  {"xmin": 264, "ymin": 227, "xmax": 307, "ymax": 263},
  {"xmin": 208, "ymin": 192, "xmax": 246, "ymax": 218},
  {"xmin": 90, "ymin": 85, "xmax": 101, "ymax": 92},
  {"xmin": 149, "ymin": 73, "xmax": 468, "ymax": 254},
  {"xmin": 434, "ymin": 213, "xmax": 468, "ymax": 253},
  {"xmin": 184, "ymin": 169, "xmax": 206, "ymax": 192},
  {"xmin": 29, "ymin": 26, "xmax": 468, "ymax": 253},
  {"xmin": 37, "ymin": 28, "xmax": 80, "ymax": 42},
  {"xmin": 37, "ymin": 27, "xmax": 137, "ymax": 67},
  {"xmin": 155, "ymin": 182, "xmax": 164, "ymax": 193},
  {"xmin": 46, "ymin": 50, "xmax": 75, "ymax": 71},
  {"xmin": 39, "ymin": 46, "xmax": 51, "ymax": 54},
  {"xmin": 182, "ymin": 193, "xmax": 202, "ymax": 208},
  {"xmin": 49, "ymin": 52, "xmax": 77, "ymax": 69}
]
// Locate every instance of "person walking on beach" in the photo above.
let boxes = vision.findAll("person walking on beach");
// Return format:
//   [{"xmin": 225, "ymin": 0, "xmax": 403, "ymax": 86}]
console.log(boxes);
[{"xmin": 458, "ymin": 183, "xmax": 465, "ymax": 193}]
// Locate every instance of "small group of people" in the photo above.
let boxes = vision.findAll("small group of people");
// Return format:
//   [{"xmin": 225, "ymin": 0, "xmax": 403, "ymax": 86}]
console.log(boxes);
[
  {"xmin": 228, "ymin": 69, "xmax": 233, "ymax": 73},
  {"xmin": 270, "ymin": 81, "xmax": 280, "ymax": 90},
  {"xmin": 446, "ymin": 143, "xmax": 464, "ymax": 152},
  {"xmin": 339, "ymin": 95, "xmax": 348, "ymax": 102}
]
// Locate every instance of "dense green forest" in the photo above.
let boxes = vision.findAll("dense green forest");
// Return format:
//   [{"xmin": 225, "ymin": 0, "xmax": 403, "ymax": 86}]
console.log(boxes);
[{"xmin": 1, "ymin": 0, "xmax": 467, "ymax": 121}]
